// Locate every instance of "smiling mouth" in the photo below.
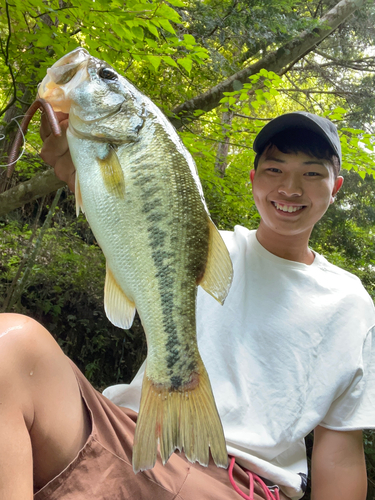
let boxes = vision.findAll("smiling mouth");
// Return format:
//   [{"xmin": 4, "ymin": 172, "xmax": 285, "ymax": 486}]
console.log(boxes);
[{"xmin": 272, "ymin": 202, "xmax": 306, "ymax": 213}]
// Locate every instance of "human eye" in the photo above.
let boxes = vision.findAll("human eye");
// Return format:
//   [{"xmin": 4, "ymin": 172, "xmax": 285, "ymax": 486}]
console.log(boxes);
[
  {"xmin": 304, "ymin": 171, "xmax": 321, "ymax": 177},
  {"xmin": 266, "ymin": 167, "xmax": 282, "ymax": 173}
]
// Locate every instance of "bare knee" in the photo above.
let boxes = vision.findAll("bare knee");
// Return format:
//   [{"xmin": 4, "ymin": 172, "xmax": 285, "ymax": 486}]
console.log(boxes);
[
  {"xmin": 0, "ymin": 313, "xmax": 62, "ymax": 372},
  {"xmin": 0, "ymin": 313, "xmax": 67, "ymax": 428}
]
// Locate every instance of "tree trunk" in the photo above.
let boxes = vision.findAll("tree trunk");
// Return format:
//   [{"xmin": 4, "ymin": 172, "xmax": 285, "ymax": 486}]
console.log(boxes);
[
  {"xmin": 0, "ymin": 88, "xmax": 32, "ymax": 193},
  {"xmin": 214, "ymin": 110, "xmax": 234, "ymax": 177}
]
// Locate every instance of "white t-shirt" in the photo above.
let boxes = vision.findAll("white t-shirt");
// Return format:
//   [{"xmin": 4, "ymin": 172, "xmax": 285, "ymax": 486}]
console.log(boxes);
[{"xmin": 103, "ymin": 227, "xmax": 375, "ymax": 499}]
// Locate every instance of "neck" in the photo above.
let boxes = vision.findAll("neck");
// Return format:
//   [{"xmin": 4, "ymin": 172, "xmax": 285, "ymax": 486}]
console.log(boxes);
[{"xmin": 256, "ymin": 222, "xmax": 314, "ymax": 265}]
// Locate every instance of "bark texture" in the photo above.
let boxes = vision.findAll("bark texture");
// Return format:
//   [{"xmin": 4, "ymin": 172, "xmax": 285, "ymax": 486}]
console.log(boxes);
[
  {"xmin": 214, "ymin": 110, "xmax": 234, "ymax": 177},
  {"xmin": 0, "ymin": 169, "xmax": 65, "ymax": 216}
]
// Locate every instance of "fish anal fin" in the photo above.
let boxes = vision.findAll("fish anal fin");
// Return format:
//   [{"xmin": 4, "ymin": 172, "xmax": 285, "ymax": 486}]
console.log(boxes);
[
  {"xmin": 132, "ymin": 360, "xmax": 228, "ymax": 473},
  {"xmin": 98, "ymin": 146, "xmax": 125, "ymax": 198},
  {"xmin": 75, "ymin": 170, "xmax": 84, "ymax": 217},
  {"xmin": 199, "ymin": 219, "xmax": 233, "ymax": 305},
  {"xmin": 104, "ymin": 265, "xmax": 136, "ymax": 329}
]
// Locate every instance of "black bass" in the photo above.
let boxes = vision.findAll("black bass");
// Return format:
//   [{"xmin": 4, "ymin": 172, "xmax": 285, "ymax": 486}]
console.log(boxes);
[{"xmin": 38, "ymin": 48, "xmax": 233, "ymax": 473}]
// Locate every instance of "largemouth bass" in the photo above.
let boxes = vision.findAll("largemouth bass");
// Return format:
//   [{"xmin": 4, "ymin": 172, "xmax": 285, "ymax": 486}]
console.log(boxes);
[{"xmin": 38, "ymin": 48, "xmax": 233, "ymax": 473}]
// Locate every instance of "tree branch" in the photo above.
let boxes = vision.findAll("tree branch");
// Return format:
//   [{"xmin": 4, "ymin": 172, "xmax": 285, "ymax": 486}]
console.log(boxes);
[
  {"xmin": 0, "ymin": 1, "xmax": 17, "ymax": 118},
  {"xmin": 233, "ymin": 114, "xmax": 272, "ymax": 121},
  {"xmin": 206, "ymin": 0, "xmax": 239, "ymax": 37},
  {"xmin": 313, "ymin": 0, "xmax": 324, "ymax": 19},
  {"xmin": 278, "ymin": 88, "xmax": 344, "ymax": 94},
  {"xmin": 314, "ymin": 48, "xmax": 375, "ymax": 64},
  {"xmin": 28, "ymin": 5, "xmax": 78, "ymax": 19},
  {"xmin": 169, "ymin": 0, "xmax": 366, "ymax": 129},
  {"xmin": 307, "ymin": 61, "xmax": 375, "ymax": 71},
  {"xmin": 0, "ymin": 169, "xmax": 65, "ymax": 216},
  {"xmin": 183, "ymin": 123, "xmax": 254, "ymax": 149},
  {"xmin": 4, "ymin": 1, "xmax": 12, "ymax": 59}
]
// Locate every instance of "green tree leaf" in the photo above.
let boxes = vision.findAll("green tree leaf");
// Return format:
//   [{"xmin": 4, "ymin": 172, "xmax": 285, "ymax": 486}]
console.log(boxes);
[
  {"xmin": 163, "ymin": 55, "xmax": 178, "ymax": 67},
  {"xmin": 158, "ymin": 18, "xmax": 176, "ymax": 34},
  {"xmin": 148, "ymin": 55, "xmax": 162, "ymax": 71},
  {"xmin": 177, "ymin": 57, "xmax": 193, "ymax": 74}
]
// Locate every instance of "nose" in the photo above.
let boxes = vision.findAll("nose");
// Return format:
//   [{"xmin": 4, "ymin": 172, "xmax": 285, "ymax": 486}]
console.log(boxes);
[{"xmin": 278, "ymin": 174, "xmax": 302, "ymax": 197}]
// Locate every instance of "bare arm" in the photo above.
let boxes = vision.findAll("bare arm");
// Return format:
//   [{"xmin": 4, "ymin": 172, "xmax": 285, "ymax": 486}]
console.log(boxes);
[
  {"xmin": 0, "ymin": 316, "xmax": 34, "ymax": 500},
  {"xmin": 0, "ymin": 408, "xmax": 33, "ymax": 500},
  {"xmin": 311, "ymin": 425, "xmax": 367, "ymax": 500},
  {"xmin": 40, "ymin": 111, "xmax": 76, "ymax": 192}
]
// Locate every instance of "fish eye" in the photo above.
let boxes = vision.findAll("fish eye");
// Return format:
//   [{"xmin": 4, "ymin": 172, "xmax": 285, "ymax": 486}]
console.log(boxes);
[{"xmin": 98, "ymin": 67, "xmax": 118, "ymax": 81}]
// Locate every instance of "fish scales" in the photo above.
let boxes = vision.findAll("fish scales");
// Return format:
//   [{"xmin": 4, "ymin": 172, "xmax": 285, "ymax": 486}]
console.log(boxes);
[
  {"xmin": 74, "ymin": 122, "xmax": 209, "ymax": 386},
  {"xmin": 38, "ymin": 48, "xmax": 233, "ymax": 473}
]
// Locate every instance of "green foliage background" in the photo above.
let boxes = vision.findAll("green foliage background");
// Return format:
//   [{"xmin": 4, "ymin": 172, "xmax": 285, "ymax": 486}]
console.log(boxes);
[{"xmin": 1, "ymin": 0, "xmax": 375, "ymax": 497}]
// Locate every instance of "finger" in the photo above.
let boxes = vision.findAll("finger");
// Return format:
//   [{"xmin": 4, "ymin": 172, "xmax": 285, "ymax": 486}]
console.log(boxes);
[
  {"xmin": 40, "ymin": 112, "xmax": 52, "ymax": 142},
  {"xmin": 54, "ymin": 152, "xmax": 76, "ymax": 192},
  {"xmin": 54, "ymin": 112, "xmax": 69, "ymax": 123},
  {"xmin": 40, "ymin": 120, "xmax": 69, "ymax": 161},
  {"xmin": 40, "ymin": 111, "xmax": 69, "ymax": 142}
]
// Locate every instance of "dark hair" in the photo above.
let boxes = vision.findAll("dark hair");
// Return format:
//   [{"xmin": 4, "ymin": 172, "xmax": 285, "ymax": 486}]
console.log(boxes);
[{"xmin": 254, "ymin": 128, "xmax": 340, "ymax": 177}]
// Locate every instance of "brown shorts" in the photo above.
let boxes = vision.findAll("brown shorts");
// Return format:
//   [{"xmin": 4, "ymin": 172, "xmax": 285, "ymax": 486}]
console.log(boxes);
[{"xmin": 34, "ymin": 358, "xmax": 285, "ymax": 500}]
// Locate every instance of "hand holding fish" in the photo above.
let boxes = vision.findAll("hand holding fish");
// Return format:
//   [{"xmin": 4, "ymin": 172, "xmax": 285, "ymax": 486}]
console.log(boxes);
[{"xmin": 40, "ymin": 111, "xmax": 76, "ymax": 192}]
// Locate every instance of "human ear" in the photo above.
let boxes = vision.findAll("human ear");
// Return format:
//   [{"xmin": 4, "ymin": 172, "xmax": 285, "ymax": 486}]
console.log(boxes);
[
  {"xmin": 330, "ymin": 176, "xmax": 344, "ymax": 203},
  {"xmin": 250, "ymin": 170, "xmax": 255, "ymax": 183}
]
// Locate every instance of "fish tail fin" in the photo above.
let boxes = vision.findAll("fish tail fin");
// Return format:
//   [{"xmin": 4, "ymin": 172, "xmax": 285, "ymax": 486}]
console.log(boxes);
[{"xmin": 132, "ymin": 362, "xmax": 228, "ymax": 473}]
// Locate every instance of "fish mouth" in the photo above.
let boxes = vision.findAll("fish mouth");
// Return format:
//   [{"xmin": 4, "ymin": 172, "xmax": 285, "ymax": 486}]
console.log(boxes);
[
  {"xmin": 68, "ymin": 103, "xmax": 125, "ymax": 142},
  {"xmin": 38, "ymin": 48, "xmax": 90, "ymax": 113}
]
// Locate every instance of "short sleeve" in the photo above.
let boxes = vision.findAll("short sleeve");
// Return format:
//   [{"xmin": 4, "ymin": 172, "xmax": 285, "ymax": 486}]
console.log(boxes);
[{"xmin": 321, "ymin": 325, "xmax": 375, "ymax": 430}]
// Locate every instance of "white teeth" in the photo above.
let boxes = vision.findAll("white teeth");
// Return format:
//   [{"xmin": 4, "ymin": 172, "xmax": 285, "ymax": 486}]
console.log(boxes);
[{"xmin": 274, "ymin": 203, "xmax": 303, "ymax": 213}]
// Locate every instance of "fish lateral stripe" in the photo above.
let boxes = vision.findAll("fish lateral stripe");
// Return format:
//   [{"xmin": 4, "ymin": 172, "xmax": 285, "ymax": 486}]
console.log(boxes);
[{"xmin": 126, "ymin": 135, "xmax": 210, "ymax": 382}]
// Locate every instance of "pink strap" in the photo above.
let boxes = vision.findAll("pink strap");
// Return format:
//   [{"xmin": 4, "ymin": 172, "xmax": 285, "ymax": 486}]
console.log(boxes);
[{"xmin": 228, "ymin": 457, "xmax": 280, "ymax": 500}]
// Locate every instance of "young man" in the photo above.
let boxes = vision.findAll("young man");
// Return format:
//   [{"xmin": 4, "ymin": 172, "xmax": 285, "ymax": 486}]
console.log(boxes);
[{"xmin": 0, "ymin": 112, "xmax": 373, "ymax": 500}]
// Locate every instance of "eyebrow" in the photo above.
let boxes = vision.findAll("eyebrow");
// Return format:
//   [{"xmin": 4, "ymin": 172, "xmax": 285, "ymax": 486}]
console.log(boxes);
[
  {"xmin": 263, "ymin": 156, "xmax": 284, "ymax": 163},
  {"xmin": 263, "ymin": 156, "xmax": 325, "ymax": 166},
  {"xmin": 303, "ymin": 160, "xmax": 325, "ymax": 165}
]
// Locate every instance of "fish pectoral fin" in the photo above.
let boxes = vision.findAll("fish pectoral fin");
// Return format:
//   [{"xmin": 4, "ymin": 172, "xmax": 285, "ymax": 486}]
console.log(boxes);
[
  {"xmin": 199, "ymin": 218, "xmax": 233, "ymax": 305},
  {"xmin": 132, "ymin": 360, "xmax": 228, "ymax": 474},
  {"xmin": 104, "ymin": 265, "xmax": 136, "ymax": 329},
  {"xmin": 75, "ymin": 170, "xmax": 85, "ymax": 216},
  {"xmin": 98, "ymin": 146, "xmax": 126, "ymax": 198}
]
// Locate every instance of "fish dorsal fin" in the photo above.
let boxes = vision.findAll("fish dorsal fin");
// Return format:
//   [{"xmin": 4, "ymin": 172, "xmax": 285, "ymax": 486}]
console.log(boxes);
[
  {"xmin": 98, "ymin": 146, "xmax": 125, "ymax": 198},
  {"xmin": 104, "ymin": 264, "xmax": 136, "ymax": 329},
  {"xmin": 199, "ymin": 219, "xmax": 233, "ymax": 305},
  {"xmin": 75, "ymin": 170, "xmax": 84, "ymax": 217}
]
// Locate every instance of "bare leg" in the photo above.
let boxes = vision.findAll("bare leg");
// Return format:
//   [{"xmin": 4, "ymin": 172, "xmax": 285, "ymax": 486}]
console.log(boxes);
[{"xmin": 0, "ymin": 314, "xmax": 90, "ymax": 499}]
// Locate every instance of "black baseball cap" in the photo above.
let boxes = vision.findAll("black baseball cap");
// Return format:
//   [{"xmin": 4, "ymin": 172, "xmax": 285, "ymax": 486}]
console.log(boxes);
[{"xmin": 253, "ymin": 112, "xmax": 342, "ymax": 165}]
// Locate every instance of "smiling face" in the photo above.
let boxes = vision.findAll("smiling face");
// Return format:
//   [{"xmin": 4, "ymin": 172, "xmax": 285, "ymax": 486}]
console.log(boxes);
[{"xmin": 250, "ymin": 146, "xmax": 343, "ymax": 244}]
